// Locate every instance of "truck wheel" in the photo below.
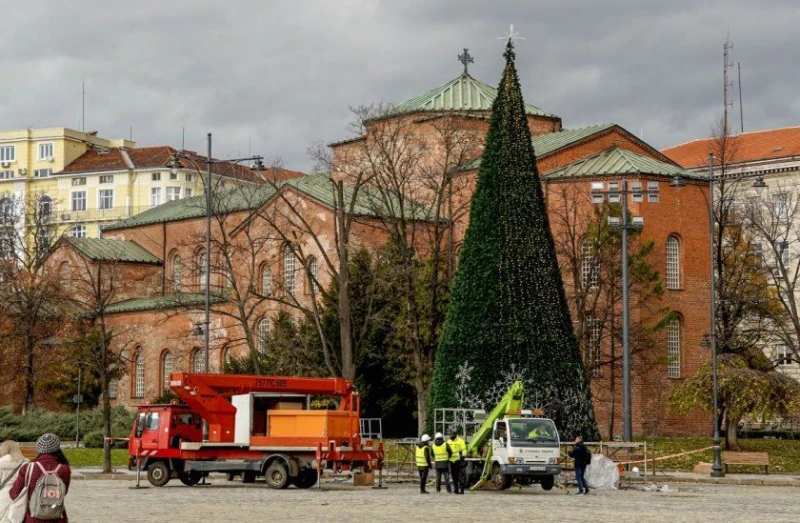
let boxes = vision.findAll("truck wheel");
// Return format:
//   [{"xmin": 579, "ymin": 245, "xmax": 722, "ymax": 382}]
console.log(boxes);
[
  {"xmin": 540, "ymin": 475, "xmax": 554, "ymax": 491},
  {"xmin": 179, "ymin": 471, "xmax": 202, "ymax": 486},
  {"xmin": 265, "ymin": 462, "xmax": 290, "ymax": 490},
  {"xmin": 147, "ymin": 461, "xmax": 171, "ymax": 487},
  {"xmin": 292, "ymin": 470, "xmax": 318, "ymax": 489},
  {"xmin": 491, "ymin": 463, "xmax": 511, "ymax": 490}
]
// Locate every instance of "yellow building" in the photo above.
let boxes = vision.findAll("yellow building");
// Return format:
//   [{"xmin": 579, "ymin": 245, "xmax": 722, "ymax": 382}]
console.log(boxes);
[{"xmin": 0, "ymin": 127, "xmax": 260, "ymax": 241}]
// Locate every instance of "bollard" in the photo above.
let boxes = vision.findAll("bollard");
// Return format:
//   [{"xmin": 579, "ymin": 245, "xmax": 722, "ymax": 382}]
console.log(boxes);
[
  {"xmin": 316, "ymin": 442, "xmax": 323, "ymax": 490},
  {"xmin": 128, "ymin": 440, "xmax": 149, "ymax": 490},
  {"xmin": 372, "ymin": 442, "xmax": 386, "ymax": 490}
]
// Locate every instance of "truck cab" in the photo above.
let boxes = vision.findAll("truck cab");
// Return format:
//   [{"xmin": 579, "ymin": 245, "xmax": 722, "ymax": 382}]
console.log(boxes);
[{"xmin": 487, "ymin": 416, "xmax": 562, "ymax": 490}]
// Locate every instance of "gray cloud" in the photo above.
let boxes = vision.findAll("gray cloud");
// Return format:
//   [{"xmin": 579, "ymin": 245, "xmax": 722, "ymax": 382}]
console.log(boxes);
[{"xmin": 3, "ymin": 0, "xmax": 798, "ymax": 170}]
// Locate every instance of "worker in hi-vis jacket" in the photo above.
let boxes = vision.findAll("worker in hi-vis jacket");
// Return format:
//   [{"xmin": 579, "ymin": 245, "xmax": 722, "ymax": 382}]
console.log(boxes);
[
  {"xmin": 447, "ymin": 429, "xmax": 467, "ymax": 494},
  {"xmin": 415, "ymin": 434, "xmax": 433, "ymax": 494},
  {"xmin": 431, "ymin": 432, "xmax": 453, "ymax": 493}
]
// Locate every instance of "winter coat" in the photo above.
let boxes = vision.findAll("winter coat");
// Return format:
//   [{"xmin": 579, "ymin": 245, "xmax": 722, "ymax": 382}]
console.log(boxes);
[
  {"xmin": 9, "ymin": 454, "xmax": 71, "ymax": 523},
  {"xmin": 0, "ymin": 455, "xmax": 26, "ymax": 519}
]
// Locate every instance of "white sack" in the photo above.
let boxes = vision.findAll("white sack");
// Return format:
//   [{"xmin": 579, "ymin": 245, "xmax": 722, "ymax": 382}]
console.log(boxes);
[{"xmin": 584, "ymin": 454, "xmax": 619, "ymax": 490}]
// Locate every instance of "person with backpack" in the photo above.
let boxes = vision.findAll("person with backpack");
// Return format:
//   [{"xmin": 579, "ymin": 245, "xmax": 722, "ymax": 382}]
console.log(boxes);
[
  {"xmin": 9, "ymin": 434, "xmax": 71, "ymax": 523},
  {"xmin": 568, "ymin": 435, "xmax": 591, "ymax": 495},
  {"xmin": 0, "ymin": 440, "xmax": 29, "ymax": 520}
]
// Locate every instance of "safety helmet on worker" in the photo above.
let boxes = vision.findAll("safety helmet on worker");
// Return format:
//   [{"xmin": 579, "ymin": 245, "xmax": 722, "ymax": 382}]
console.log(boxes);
[
  {"xmin": 421, "ymin": 434, "xmax": 431, "ymax": 443},
  {"xmin": 434, "ymin": 432, "xmax": 443, "ymax": 440}
]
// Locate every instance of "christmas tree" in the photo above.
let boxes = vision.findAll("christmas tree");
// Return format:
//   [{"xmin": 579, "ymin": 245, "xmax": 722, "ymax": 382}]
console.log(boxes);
[{"xmin": 430, "ymin": 40, "xmax": 599, "ymax": 440}]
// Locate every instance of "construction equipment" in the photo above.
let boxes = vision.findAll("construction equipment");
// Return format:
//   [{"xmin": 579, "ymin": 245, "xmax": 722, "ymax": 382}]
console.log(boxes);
[
  {"xmin": 127, "ymin": 373, "xmax": 383, "ymax": 488},
  {"xmin": 461, "ymin": 381, "xmax": 562, "ymax": 490}
]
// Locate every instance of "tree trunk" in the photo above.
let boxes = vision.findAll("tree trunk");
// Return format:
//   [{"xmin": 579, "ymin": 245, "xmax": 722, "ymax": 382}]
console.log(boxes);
[
  {"xmin": 725, "ymin": 416, "xmax": 740, "ymax": 450},
  {"xmin": 22, "ymin": 335, "xmax": 35, "ymax": 414},
  {"xmin": 335, "ymin": 182, "xmax": 355, "ymax": 381},
  {"xmin": 415, "ymin": 377, "xmax": 430, "ymax": 435}
]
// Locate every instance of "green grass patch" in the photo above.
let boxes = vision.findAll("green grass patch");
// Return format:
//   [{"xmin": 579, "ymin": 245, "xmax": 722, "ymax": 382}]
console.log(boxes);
[
  {"xmin": 63, "ymin": 448, "xmax": 129, "ymax": 468},
  {"xmin": 642, "ymin": 438, "xmax": 800, "ymax": 474}
]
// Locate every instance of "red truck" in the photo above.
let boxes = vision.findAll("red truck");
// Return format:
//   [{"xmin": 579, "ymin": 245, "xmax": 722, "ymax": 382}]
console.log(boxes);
[{"xmin": 128, "ymin": 373, "xmax": 383, "ymax": 488}]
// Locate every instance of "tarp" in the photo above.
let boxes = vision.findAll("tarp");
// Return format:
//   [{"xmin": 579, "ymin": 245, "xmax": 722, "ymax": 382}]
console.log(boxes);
[{"xmin": 585, "ymin": 454, "xmax": 619, "ymax": 490}]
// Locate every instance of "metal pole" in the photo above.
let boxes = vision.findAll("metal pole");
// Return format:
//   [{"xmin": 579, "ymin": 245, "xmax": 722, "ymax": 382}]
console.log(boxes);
[
  {"xmin": 205, "ymin": 133, "xmax": 212, "ymax": 373},
  {"xmin": 622, "ymin": 176, "xmax": 632, "ymax": 442},
  {"xmin": 75, "ymin": 366, "xmax": 81, "ymax": 448},
  {"xmin": 709, "ymin": 153, "xmax": 725, "ymax": 478}
]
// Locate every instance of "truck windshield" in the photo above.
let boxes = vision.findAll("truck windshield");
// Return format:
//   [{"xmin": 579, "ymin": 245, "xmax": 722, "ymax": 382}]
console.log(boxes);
[{"xmin": 508, "ymin": 419, "xmax": 558, "ymax": 443}]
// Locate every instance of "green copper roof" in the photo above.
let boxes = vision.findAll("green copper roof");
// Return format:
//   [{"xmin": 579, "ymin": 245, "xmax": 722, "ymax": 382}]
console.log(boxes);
[
  {"xmin": 543, "ymin": 147, "xmax": 699, "ymax": 179},
  {"xmin": 392, "ymin": 73, "xmax": 556, "ymax": 118},
  {"xmin": 103, "ymin": 293, "xmax": 226, "ymax": 315},
  {"xmin": 65, "ymin": 237, "xmax": 161, "ymax": 264},
  {"xmin": 105, "ymin": 174, "xmax": 432, "ymax": 231},
  {"xmin": 461, "ymin": 124, "xmax": 618, "ymax": 171}
]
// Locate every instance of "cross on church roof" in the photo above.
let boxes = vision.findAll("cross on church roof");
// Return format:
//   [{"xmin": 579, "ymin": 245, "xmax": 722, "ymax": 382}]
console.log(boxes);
[{"xmin": 458, "ymin": 48, "xmax": 474, "ymax": 76}]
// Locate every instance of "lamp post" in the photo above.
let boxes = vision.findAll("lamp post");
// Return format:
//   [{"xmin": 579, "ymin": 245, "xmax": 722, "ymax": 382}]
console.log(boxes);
[
  {"xmin": 168, "ymin": 135, "xmax": 264, "ymax": 372},
  {"xmin": 670, "ymin": 153, "xmax": 767, "ymax": 479},
  {"xmin": 591, "ymin": 175, "xmax": 657, "ymax": 442}
]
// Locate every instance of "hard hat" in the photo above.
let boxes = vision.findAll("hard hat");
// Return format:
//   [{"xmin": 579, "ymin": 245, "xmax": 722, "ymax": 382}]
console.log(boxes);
[
  {"xmin": 434, "ymin": 432, "xmax": 443, "ymax": 439},
  {"xmin": 421, "ymin": 434, "xmax": 431, "ymax": 443}
]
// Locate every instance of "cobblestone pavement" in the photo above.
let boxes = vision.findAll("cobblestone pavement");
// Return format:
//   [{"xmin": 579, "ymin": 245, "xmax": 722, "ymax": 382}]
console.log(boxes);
[{"xmin": 66, "ymin": 480, "xmax": 798, "ymax": 523}]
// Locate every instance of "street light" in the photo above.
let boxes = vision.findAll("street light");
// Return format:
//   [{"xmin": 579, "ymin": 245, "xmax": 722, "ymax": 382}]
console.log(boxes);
[
  {"xmin": 591, "ymin": 175, "xmax": 657, "ymax": 442},
  {"xmin": 670, "ymin": 153, "xmax": 768, "ymax": 479},
  {"xmin": 168, "ymin": 135, "xmax": 263, "ymax": 373}
]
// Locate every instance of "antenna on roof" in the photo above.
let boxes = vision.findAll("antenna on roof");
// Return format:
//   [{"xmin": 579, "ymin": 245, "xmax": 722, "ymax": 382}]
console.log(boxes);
[
  {"xmin": 81, "ymin": 78, "xmax": 85, "ymax": 132},
  {"xmin": 723, "ymin": 34, "xmax": 734, "ymax": 136},
  {"xmin": 130, "ymin": 126, "xmax": 133, "ymax": 141},
  {"xmin": 182, "ymin": 127, "xmax": 185, "ymax": 150},
  {"xmin": 737, "ymin": 61, "xmax": 744, "ymax": 133}
]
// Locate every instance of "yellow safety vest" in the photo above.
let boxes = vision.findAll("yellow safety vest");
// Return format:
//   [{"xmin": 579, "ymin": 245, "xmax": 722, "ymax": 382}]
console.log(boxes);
[
  {"xmin": 415, "ymin": 446, "xmax": 429, "ymax": 468},
  {"xmin": 448, "ymin": 436, "xmax": 466, "ymax": 462},
  {"xmin": 432, "ymin": 442, "xmax": 449, "ymax": 463}
]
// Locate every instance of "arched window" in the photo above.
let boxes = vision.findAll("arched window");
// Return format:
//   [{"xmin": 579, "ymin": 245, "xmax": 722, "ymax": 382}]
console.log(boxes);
[
  {"xmin": 308, "ymin": 257, "xmax": 319, "ymax": 295},
  {"xmin": 283, "ymin": 246, "xmax": 296, "ymax": 295},
  {"xmin": 666, "ymin": 318, "xmax": 681, "ymax": 378},
  {"xmin": 197, "ymin": 249, "xmax": 208, "ymax": 292},
  {"xmin": 38, "ymin": 195, "xmax": 52, "ymax": 221},
  {"xmin": 258, "ymin": 317, "xmax": 272, "ymax": 352},
  {"xmin": 161, "ymin": 351, "xmax": 173, "ymax": 394},
  {"xmin": 261, "ymin": 265, "xmax": 272, "ymax": 296},
  {"xmin": 666, "ymin": 236, "xmax": 680, "ymax": 289},
  {"xmin": 172, "ymin": 253, "xmax": 182, "ymax": 293},
  {"xmin": 581, "ymin": 238, "xmax": 599, "ymax": 289},
  {"xmin": 192, "ymin": 349, "xmax": 204, "ymax": 373},
  {"xmin": 133, "ymin": 351, "xmax": 145, "ymax": 398},
  {"xmin": 221, "ymin": 348, "xmax": 232, "ymax": 370}
]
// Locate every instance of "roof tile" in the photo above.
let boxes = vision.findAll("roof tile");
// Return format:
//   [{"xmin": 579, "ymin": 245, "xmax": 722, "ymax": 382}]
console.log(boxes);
[{"xmin": 65, "ymin": 237, "xmax": 162, "ymax": 264}]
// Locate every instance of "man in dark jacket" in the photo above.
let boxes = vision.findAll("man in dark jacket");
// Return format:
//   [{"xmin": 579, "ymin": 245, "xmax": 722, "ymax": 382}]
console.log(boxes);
[
  {"xmin": 415, "ymin": 434, "xmax": 433, "ymax": 494},
  {"xmin": 568, "ymin": 436, "xmax": 591, "ymax": 495}
]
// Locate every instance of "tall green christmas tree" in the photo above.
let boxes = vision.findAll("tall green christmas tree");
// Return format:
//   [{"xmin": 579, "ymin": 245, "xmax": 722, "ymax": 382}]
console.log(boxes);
[{"xmin": 431, "ymin": 40, "xmax": 599, "ymax": 440}]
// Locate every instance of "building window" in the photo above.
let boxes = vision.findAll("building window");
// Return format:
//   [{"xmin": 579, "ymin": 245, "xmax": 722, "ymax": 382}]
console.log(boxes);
[
  {"xmin": 172, "ymin": 254, "xmax": 182, "ymax": 292},
  {"xmin": 166, "ymin": 187, "xmax": 181, "ymax": 201},
  {"xmin": 587, "ymin": 316, "xmax": 602, "ymax": 377},
  {"xmin": 37, "ymin": 195, "xmax": 52, "ymax": 221},
  {"xmin": 150, "ymin": 187, "xmax": 162, "ymax": 207},
  {"xmin": 133, "ymin": 351, "xmax": 145, "ymax": 398},
  {"xmin": 151, "ymin": 172, "xmax": 161, "ymax": 181},
  {"xmin": 71, "ymin": 191, "xmax": 86, "ymax": 212},
  {"xmin": 184, "ymin": 188, "xmax": 193, "ymax": 198},
  {"xmin": 38, "ymin": 143, "xmax": 54, "ymax": 160},
  {"xmin": 774, "ymin": 193, "xmax": 789, "ymax": 221},
  {"xmin": 607, "ymin": 182, "xmax": 620, "ymax": 203},
  {"xmin": 72, "ymin": 177, "xmax": 86, "ymax": 186},
  {"xmin": 261, "ymin": 265, "xmax": 272, "ymax": 295},
  {"xmin": 0, "ymin": 171, "xmax": 14, "ymax": 179},
  {"xmin": 71, "ymin": 225, "xmax": 86, "ymax": 238},
  {"xmin": 631, "ymin": 181, "xmax": 643, "ymax": 203},
  {"xmin": 98, "ymin": 189, "xmax": 114, "ymax": 210},
  {"xmin": 258, "ymin": 318, "xmax": 271, "ymax": 352},
  {"xmin": 198, "ymin": 250, "xmax": 208, "ymax": 292},
  {"xmin": 33, "ymin": 169, "xmax": 51, "ymax": 178},
  {"xmin": 99, "ymin": 175, "xmax": 114, "ymax": 184},
  {"xmin": 37, "ymin": 229, "xmax": 51, "ymax": 258},
  {"xmin": 752, "ymin": 243, "xmax": 763, "ymax": 264},
  {"xmin": 192, "ymin": 349, "xmax": 204, "ymax": 373},
  {"xmin": 0, "ymin": 145, "xmax": 15, "ymax": 163},
  {"xmin": 221, "ymin": 348, "xmax": 232, "ymax": 369},
  {"xmin": 581, "ymin": 239, "xmax": 599, "ymax": 289},
  {"xmin": 308, "ymin": 257, "xmax": 319, "ymax": 295},
  {"xmin": 666, "ymin": 236, "xmax": 680, "ymax": 289},
  {"xmin": 170, "ymin": 171, "xmax": 179, "ymax": 181},
  {"xmin": 0, "ymin": 230, "xmax": 13, "ymax": 258},
  {"xmin": 776, "ymin": 345, "xmax": 793, "ymax": 366},
  {"xmin": 109, "ymin": 379, "xmax": 118, "ymax": 399},
  {"xmin": 284, "ymin": 246, "xmax": 296, "ymax": 295},
  {"xmin": 775, "ymin": 241, "xmax": 790, "ymax": 267},
  {"xmin": 161, "ymin": 352, "xmax": 173, "ymax": 393},
  {"xmin": 666, "ymin": 318, "xmax": 681, "ymax": 379},
  {"xmin": 648, "ymin": 182, "xmax": 660, "ymax": 203},
  {"xmin": 0, "ymin": 197, "xmax": 13, "ymax": 222},
  {"xmin": 186, "ymin": 174, "xmax": 193, "ymax": 182}
]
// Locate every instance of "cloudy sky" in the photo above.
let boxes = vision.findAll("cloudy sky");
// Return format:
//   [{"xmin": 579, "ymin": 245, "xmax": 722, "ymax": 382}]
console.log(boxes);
[{"xmin": 3, "ymin": 0, "xmax": 798, "ymax": 171}]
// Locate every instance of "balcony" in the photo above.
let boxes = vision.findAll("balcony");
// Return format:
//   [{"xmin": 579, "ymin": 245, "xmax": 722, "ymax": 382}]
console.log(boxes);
[{"xmin": 43, "ymin": 205, "xmax": 156, "ymax": 224}]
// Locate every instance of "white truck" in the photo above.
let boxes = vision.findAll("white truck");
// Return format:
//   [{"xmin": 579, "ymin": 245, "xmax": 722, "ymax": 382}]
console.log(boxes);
[{"xmin": 462, "ymin": 381, "xmax": 562, "ymax": 490}]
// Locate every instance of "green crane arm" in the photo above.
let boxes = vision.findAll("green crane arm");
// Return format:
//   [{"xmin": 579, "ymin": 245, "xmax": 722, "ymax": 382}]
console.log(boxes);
[{"xmin": 464, "ymin": 380, "xmax": 524, "ymax": 458}]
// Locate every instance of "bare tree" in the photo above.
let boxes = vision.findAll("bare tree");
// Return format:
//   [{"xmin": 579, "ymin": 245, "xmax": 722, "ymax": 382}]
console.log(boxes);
[{"xmin": 0, "ymin": 193, "xmax": 65, "ymax": 413}]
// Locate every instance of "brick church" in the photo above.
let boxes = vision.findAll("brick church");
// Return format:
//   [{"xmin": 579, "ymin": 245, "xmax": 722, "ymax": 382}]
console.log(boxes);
[{"xmin": 47, "ymin": 52, "xmax": 712, "ymax": 438}]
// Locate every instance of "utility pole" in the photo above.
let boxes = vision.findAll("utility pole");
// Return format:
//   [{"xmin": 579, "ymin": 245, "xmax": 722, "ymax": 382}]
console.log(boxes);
[
  {"xmin": 737, "ymin": 62, "xmax": 744, "ymax": 134},
  {"xmin": 205, "ymin": 133, "xmax": 212, "ymax": 373}
]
